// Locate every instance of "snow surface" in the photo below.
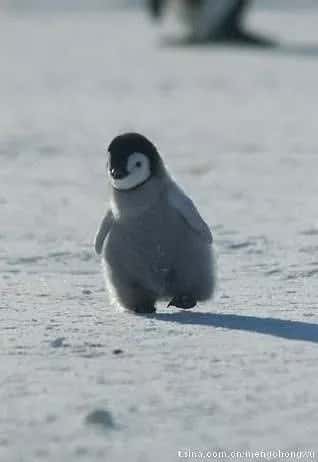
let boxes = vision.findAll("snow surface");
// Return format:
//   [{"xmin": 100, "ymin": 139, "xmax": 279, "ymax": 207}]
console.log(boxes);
[{"xmin": 1, "ymin": 4, "xmax": 318, "ymax": 462}]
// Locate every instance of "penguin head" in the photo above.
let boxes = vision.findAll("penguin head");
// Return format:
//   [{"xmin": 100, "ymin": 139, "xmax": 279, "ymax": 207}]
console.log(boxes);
[{"xmin": 107, "ymin": 133, "xmax": 163, "ymax": 191}]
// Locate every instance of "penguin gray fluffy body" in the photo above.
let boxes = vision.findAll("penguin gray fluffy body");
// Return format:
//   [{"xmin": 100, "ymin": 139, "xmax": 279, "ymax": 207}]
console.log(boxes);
[{"xmin": 95, "ymin": 133, "xmax": 215, "ymax": 313}]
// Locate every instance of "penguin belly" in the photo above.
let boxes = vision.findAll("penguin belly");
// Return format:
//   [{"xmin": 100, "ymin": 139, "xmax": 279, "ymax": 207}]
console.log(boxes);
[
  {"xmin": 104, "ymin": 201, "xmax": 214, "ymax": 308},
  {"xmin": 104, "ymin": 203, "xmax": 178, "ymax": 304}
]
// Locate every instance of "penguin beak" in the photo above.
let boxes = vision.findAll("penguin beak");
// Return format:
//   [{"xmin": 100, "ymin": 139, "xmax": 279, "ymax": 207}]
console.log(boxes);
[{"xmin": 110, "ymin": 167, "xmax": 127, "ymax": 180}]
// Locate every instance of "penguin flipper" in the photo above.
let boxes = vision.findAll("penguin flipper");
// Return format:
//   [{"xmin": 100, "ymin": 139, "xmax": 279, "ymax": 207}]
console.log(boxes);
[
  {"xmin": 167, "ymin": 183, "xmax": 213, "ymax": 244},
  {"xmin": 94, "ymin": 210, "xmax": 114, "ymax": 255}
]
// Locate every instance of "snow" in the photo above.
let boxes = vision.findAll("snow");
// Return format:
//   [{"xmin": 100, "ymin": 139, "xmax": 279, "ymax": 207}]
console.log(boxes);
[{"xmin": 1, "ymin": 4, "xmax": 318, "ymax": 461}]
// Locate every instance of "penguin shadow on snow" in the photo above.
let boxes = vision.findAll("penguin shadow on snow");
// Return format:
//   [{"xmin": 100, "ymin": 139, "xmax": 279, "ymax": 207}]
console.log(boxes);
[
  {"xmin": 152, "ymin": 311, "xmax": 318, "ymax": 344},
  {"xmin": 161, "ymin": 32, "xmax": 276, "ymax": 49},
  {"xmin": 162, "ymin": 35, "xmax": 318, "ymax": 58}
]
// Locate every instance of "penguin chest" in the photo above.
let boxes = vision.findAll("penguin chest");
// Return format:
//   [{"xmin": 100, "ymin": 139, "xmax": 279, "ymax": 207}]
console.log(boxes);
[{"xmin": 106, "ymin": 207, "xmax": 177, "ymax": 288}]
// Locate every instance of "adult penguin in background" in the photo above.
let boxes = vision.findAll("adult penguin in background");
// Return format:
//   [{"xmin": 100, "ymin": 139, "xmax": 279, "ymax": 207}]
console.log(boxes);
[
  {"xmin": 95, "ymin": 133, "xmax": 216, "ymax": 314},
  {"xmin": 147, "ymin": 0, "xmax": 274, "ymax": 46},
  {"xmin": 148, "ymin": 0, "xmax": 167, "ymax": 17}
]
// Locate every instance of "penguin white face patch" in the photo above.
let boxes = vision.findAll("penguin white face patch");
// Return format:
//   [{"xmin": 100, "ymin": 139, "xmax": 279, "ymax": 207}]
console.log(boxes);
[{"xmin": 109, "ymin": 153, "xmax": 151, "ymax": 191}]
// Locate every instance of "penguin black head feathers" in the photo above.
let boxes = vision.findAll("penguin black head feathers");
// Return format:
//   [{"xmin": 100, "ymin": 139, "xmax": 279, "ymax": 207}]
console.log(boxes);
[{"xmin": 107, "ymin": 133, "xmax": 164, "ymax": 191}]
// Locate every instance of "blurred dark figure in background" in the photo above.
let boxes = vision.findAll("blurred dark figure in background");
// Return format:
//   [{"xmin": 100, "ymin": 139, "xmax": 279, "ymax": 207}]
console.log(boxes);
[
  {"xmin": 149, "ymin": 0, "xmax": 165, "ymax": 17},
  {"xmin": 147, "ymin": 0, "xmax": 274, "ymax": 46}
]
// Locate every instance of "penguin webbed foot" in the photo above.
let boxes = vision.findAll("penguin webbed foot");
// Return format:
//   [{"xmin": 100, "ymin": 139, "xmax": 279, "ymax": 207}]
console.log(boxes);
[{"xmin": 168, "ymin": 295, "xmax": 197, "ymax": 310}]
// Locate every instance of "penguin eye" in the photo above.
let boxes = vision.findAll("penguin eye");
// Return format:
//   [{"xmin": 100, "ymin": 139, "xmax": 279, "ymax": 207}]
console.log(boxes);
[{"xmin": 127, "ymin": 153, "xmax": 149, "ymax": 174}]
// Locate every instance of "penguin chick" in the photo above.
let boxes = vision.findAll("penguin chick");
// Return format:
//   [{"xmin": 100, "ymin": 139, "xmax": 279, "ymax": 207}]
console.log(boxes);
[{"xmin": 95, "ymin": 133, "xmax": 216, "ymax": 314}]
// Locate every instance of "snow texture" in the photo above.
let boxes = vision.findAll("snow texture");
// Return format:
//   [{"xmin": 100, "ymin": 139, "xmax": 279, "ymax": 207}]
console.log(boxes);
[{"xmin": 1, "ymin": 3, "xmax": 318, "ymax": 462}]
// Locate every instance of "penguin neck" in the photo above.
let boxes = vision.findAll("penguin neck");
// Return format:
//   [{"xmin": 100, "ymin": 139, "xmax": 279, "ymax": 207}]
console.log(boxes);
[{"xmin": 110, "ymin": 176, "xmax": 167, "ymax": 221}]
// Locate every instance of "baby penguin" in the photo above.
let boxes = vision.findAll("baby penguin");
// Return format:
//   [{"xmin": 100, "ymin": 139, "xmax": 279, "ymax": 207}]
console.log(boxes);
[{"xmin": 95, "ymin": 133, "xmax": 215, "ymax": 314}]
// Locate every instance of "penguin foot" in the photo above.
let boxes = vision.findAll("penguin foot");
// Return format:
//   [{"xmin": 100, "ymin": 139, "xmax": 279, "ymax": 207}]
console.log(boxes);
[
  {"xmin": 134, "ymin": 305, "xmax": 156, "ymax": 314},
  {"xmin": 168, "ymin": 295, "xmax": 197, "ymax": 310}
]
